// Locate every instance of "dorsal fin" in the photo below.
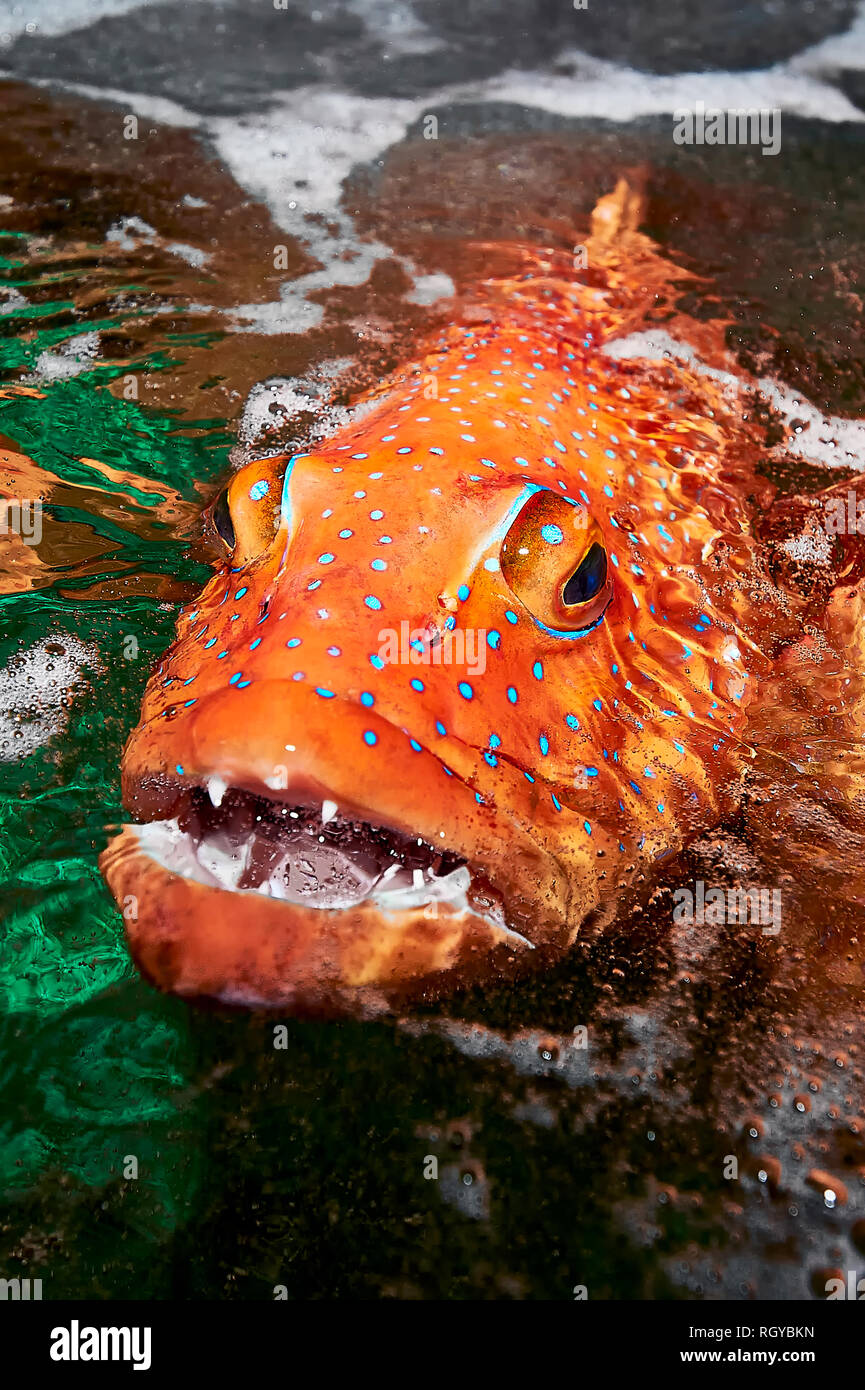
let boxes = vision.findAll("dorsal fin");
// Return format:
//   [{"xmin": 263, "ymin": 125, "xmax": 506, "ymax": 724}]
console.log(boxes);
[{"xmin": 589, "ymin": 174, "xmax": 648, "ymax": 249}]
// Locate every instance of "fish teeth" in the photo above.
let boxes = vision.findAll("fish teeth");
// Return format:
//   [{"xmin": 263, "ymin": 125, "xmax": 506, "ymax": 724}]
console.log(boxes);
[
  {"xmin": 206, "ymin": 775, "xmax": 228, "ymax": 808},
  {"xmin": 321, "ymin": 799, "xmax": 338, "ymax": 824},
  {"xmin": 373, "ymin": 864, "xmax": 473, "ymax": 911}
]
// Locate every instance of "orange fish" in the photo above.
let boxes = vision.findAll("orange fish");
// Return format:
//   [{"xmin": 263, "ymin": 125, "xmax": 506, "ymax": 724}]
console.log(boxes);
[{"xmin": 100, "ymin": 182, "xmax": 778, "ymax": 1014}]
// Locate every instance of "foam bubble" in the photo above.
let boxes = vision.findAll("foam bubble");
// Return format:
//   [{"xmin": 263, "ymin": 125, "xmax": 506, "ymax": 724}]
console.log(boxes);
[
  {"xmin": 0, "ymin": 634, "xmax": 99, "ymax": 762},
  {"xmin": 27, "ymin": 330, "xmax": 100, "ymax": 382}
]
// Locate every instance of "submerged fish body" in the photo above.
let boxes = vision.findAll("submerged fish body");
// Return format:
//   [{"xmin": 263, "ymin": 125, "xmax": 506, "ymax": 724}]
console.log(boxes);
[{"xmin": 101, "ymin": 184, "xmax": 771, "ymax": 1013}]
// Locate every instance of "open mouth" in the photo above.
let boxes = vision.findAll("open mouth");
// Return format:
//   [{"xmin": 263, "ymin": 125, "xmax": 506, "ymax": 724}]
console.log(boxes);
[{"xmin": 130, "ymin": 782, "xmax": 502, "ymax": 918}]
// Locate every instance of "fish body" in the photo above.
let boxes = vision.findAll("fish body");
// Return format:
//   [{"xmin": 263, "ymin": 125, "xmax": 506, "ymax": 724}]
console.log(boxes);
[{"xmin": 101, "ymin": 184, "xmax": 763, "ymax": 1014}]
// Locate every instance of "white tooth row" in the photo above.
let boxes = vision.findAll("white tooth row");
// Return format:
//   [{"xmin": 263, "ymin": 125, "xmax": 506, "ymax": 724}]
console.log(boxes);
[
  {"xmin": 371, "ymin": 864, "xmax": 472, "ymax": 912},
  {"xmin": 205, "ymin": 778, "xmax": 339, "ymax": 827},
  {"xmin": 139, "ymin": 819, "xmax": 246, "ymax": 893},
  {"xmin": 132, "ymin": 815, "xmax": 474, "ymax": 913}
]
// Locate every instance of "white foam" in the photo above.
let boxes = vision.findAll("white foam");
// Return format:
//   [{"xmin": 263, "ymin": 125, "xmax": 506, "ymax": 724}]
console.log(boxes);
[
  {"xmin": 0, "ymin": 634, "xmax": 99, "ymax": 761},
  {"xmin": 344, "ymin": 0, "xmax": 445, "ymax": 59},
  {"xmin": 455, "ymin": 53, "xmax": 863, "ymax": 124},
  {"xmin": 234, "ymin": 365, "xmax": 385, "ymax": 457},
  {"xmin": 210, "ymin": 88, "xmax": 444, "ymax": 332},
  {"xmin": 790, "ymin": 1, "xmax": 865, "ymax": 74},
  {"xmin": 105, "ymin": 216, "xmax": 210, "ymax": 268},
  {"xmin": 781, "ymin": 526, "xmax": 833, "ymax": 565},
  {"xmin": 105, "ymin": 215, "xmax": 159, "ymax": 249},
  {"xmin": 27, "ymin": 330, "xmax": 100, "ymax": 382},
  {"xmin": 406, "ymin": 271, "xmax": 456, "ymax": 305},
  {"xmin": 602, "ymin": 329, "xmax": 865, "ymax": 472},
  {"xmin": 166, "ymin": 240, "xmax": 208, "ymax": 268},
  {"xmin": 10, "ymin": 0, "xmax": 865, "ymax": 338},
  {"xmin": 0, "ymin": 285, "xmax": 28, "ymax": 316},
  {"xmin": 237, "ymin": 377, "xmax": 336, "ymax": 448},
  {"xmin": 0, "ymin": 0, "xmax": 155, "ymax": 42},
  {"xmin": 10, "ymin": 74, "xmax": 202, "ymax": 127}
]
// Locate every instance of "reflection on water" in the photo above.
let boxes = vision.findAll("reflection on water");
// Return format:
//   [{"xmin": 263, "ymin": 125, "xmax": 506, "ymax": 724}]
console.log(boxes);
[{"xmin": 0, "ymin": 77, "xmax": 863, "ymax": 1299}]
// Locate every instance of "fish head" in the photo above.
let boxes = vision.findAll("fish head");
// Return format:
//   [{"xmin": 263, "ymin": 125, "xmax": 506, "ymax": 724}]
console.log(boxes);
[{"xmin": 101, "ymin": 329, "xmax": 754, "ymax": 1013}]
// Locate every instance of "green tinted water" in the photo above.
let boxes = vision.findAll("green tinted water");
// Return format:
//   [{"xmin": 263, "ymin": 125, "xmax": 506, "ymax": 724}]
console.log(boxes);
[{"xmin": 0, "ymin": 228, "xmax": 230, "ymax": 1274}]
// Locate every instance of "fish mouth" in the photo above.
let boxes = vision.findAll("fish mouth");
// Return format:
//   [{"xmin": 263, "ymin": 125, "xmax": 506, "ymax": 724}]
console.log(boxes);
[
  {"xmin": 101, "ymin": 767, "xmax": 537, "ymax": 1015},
  {"xmin": 134, "ymin": 780, "xmax": 486, "ymax": 917}
]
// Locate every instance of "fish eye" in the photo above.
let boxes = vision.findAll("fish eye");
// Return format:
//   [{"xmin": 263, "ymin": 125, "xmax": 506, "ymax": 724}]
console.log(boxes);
[
  {"xmin": 500, "ymin": 488, "xmax": 612, "ymax": 635},
  {"xmin": 205, "ymin": 458, "xmax": 286, "ymax": 566},
  {"xmin": 210, "ymin": 486, "xmax": 236, "ymax": 555},
  {"xmin": 563, "ymin": 542, "xmax": 607, "ymax": 606}
]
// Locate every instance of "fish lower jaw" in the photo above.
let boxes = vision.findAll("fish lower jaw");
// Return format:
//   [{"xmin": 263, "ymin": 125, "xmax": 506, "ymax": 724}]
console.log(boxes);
[
  {"xmin": 128, "ymin": 815, "xmax": 489, "ymax": 918},
  {"xmin": 122, "ymin": 778, "xmax": 526, "ymax": 942}
]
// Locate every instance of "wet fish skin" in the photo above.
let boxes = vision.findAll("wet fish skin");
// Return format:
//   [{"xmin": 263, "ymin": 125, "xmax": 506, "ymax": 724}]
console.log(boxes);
[{"xmin": 100, "ymin": 183, "xmax": 765, "ymax": 1013}]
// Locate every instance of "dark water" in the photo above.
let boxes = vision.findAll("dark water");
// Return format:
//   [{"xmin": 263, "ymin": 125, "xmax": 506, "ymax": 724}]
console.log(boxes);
[{"xmin": 1, "ymin": 2, "xmax": 864, "ymax": 1301}]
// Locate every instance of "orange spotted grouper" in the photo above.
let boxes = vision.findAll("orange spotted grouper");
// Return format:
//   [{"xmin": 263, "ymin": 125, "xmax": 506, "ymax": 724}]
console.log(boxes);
[{"xmin": 100, "ymin": 181, "xmax": 786, "ymax": 1014}]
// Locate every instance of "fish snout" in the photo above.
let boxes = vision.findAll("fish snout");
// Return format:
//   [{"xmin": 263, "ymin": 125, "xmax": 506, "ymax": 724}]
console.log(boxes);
[{"xmin": 103, "ymin": 679, "xmax": 571, "ymax": 1013}]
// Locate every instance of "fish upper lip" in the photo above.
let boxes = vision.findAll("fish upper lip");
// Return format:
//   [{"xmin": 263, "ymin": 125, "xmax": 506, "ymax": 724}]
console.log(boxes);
[{"xmin": 117, "ymin": 679, "xmax": 538, "ymax": 932}]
